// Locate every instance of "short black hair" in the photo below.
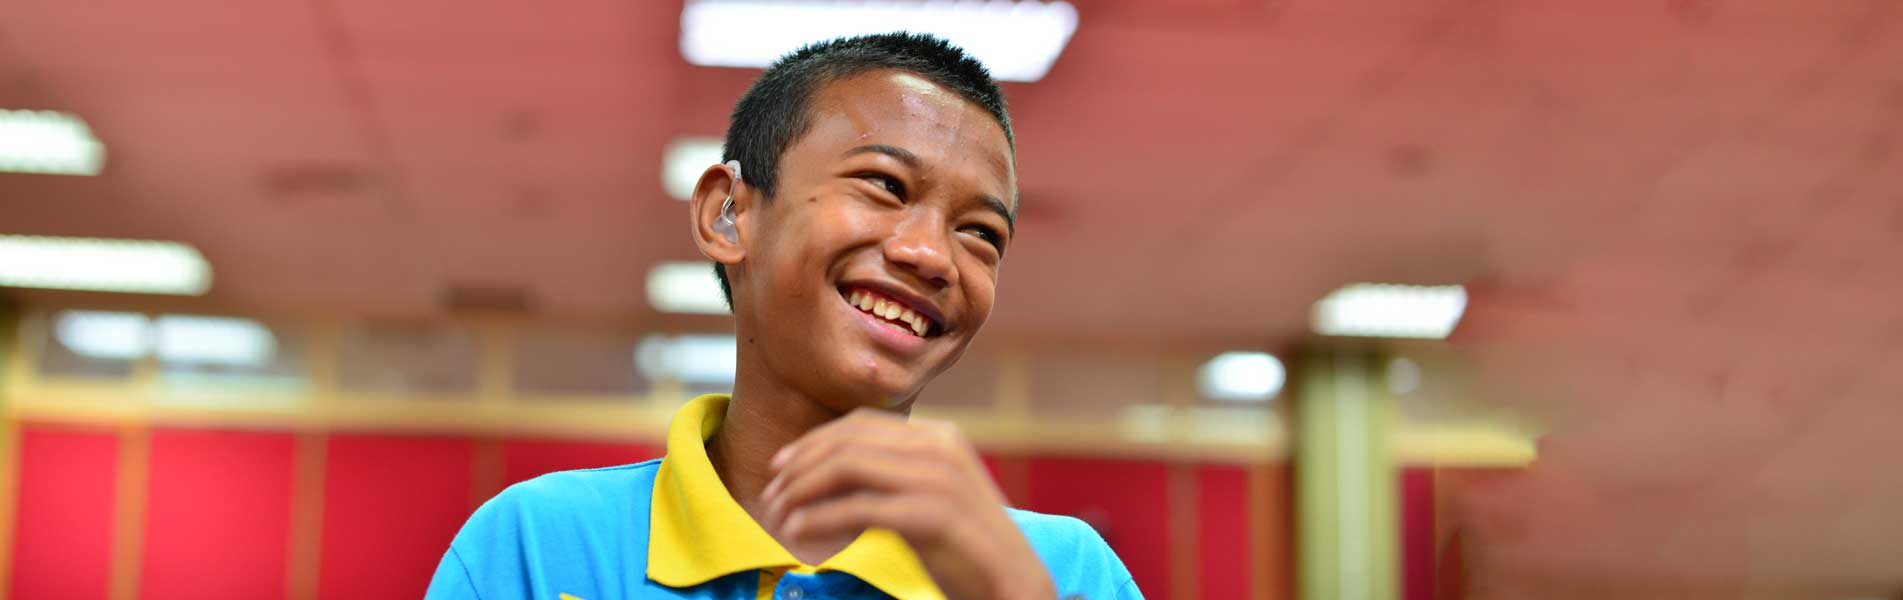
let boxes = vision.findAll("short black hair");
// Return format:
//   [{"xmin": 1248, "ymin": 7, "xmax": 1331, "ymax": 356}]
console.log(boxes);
[{"xmin": 712, "ymin": 32, "xmax": 1014, "ymax": 307}]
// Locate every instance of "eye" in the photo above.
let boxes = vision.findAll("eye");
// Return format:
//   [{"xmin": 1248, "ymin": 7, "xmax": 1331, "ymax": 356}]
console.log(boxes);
[
  {"xmin": 859, "ymin": 173, "xmax": 906, "ymax": 199},
  {"xmin": 962, "ymin": 224, "xmax": 1006, "ymax": 253}
]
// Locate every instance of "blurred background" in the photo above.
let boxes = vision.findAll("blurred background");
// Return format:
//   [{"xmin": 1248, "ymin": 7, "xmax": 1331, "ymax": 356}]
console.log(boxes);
[{"xmin": 2, "ymin": 1, "xmax": 1901, "ymax": 599}]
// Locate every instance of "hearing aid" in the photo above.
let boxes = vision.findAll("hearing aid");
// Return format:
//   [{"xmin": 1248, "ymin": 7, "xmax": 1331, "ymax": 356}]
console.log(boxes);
[{"xmin": 712, "ymin": 160, "xmax": 742, "ymax": 243}]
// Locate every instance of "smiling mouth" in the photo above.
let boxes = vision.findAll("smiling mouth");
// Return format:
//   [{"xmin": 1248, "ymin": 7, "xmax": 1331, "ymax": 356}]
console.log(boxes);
[{"xmin": 841, "ymin": 288, "xmax": 938, "ymax": 338}]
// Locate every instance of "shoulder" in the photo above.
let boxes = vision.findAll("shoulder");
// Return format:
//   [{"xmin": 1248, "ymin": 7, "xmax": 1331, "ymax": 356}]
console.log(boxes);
[
  {"xmin": 492, "ymin": 459, "xmax": 663, "ymax": 514},
  {"xmin": 433, "ymin": 460, "xmax": 663, "ymax": 598},
  {"xmin": 451, "ymin": 459, "xmax": 662, "ymax": 557},
  {"xmin": 1006, "ymin": 508, "xmax": 1143, "ymax": 600},
  {"xmin": 1005, "ymin": 508, "xmax": 1100, "ymax": 550}
]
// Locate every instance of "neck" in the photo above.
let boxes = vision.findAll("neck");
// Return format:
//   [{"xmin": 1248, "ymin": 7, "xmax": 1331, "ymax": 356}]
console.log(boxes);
[
  {"xmin": 705, "ymin": 336, "xmax": 859, "ymax": 564},
  {"xmin": 707, "ymin": 371, "xmax": 837, "ymax": 518}
]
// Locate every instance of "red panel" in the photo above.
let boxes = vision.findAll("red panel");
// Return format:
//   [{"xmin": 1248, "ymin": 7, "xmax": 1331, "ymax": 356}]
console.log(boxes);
[
  {"xmin": 499, "ymin": 438, "xmax": 659, "ymax": 488},
  {"xmin": 1401, "ymin": 467, "xmax": 1437, "ymax": 600},
  {"xmin": 9, "ymin": 426, "xmax": 118, "ymax": 600},
  {"xmin": 979, "ymin": 453, "xmax": 1027, "ymax": 508},
  {"xmin": 981, "ymin": 455, "xmax": 1027, "ymax": 506},
  {"xmin": 1197, "ymin": 465, "xmax": 1251, "ymax": 599},
  {"xmin": 1025, "ymin": 457, "xmax": 1171, "ymax": 600},
  {"xmin": 140, "ymin": 428, "xmax": 296, "ymax": 600},
  {"xmin": 318, "ymin": 434, "xmax": 474, "ymax": 600},
  {"xmin": 981, "ymin": 454, "xmax": 1004, "ymax": 483}
]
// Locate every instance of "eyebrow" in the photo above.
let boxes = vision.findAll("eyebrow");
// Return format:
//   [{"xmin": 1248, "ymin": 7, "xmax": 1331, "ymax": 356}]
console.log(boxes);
[
  {"xmin": 981, "ymin": 194, "xmax": 1016, "ymax": 234},
  {"xmin": 843, "ymin": 144, "xmax": 921, "ymax": 167},
  {"xmin": 844, "ymin": 144, "xmax": 1016, "ymax": 233}
]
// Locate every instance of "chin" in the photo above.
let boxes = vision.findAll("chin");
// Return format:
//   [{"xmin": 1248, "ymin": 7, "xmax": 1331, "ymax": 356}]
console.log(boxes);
[
  {"xmin": 800, "ymin": 355, "xmax": 929, "ymax": 414},
  {"xmin": 853, "ymin": 368, "xmax": 930, "ymax": 411}
]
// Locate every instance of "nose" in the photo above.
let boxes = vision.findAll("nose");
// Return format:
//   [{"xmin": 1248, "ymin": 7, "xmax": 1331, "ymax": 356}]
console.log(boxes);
[{"xmin": 882, "ymin": 212, "xmax": 955, "ymax": 290}]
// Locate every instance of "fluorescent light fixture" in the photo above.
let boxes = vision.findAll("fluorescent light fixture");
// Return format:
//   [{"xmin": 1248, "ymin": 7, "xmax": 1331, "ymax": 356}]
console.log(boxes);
[
  {"xmin": 55, "ymin": 310, "xmax": 150, "ymax": 360},
  {"xmin": 0, "ymin": 109, "xmax": 105, "ymax": 175},
  {"xmin": 680, "ymin": 0, "xmax": 1081, "ymax": 82},
  {"xmin": 664, "ymin": 137, "xmax": 724, "ymax": 201},
  {"xmin": 0, "ymin": 235, "xmax": 212, "ymax": 295},
  {"xmin": 647, "ymin": 260, "xmax": 730, "ymax": 314},
  {"xmin": 154, "ymin": 315, "xmax": 277, "ymax": 367},
  {"xmin": 1312, "ymin": 283, "xmax": 1467, "ymax": 339},
  {"xmin": 636, "ymin": 334, "xmax": 737, "ymax": 385},
  {"xmin": 1198, "ymin": 351, "xmax": 1285, "ymax": 402}
]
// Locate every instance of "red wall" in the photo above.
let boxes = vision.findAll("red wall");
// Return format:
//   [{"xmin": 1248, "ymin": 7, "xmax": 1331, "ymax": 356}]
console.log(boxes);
[
  {"xmin": 1024, "ymin": 457, "xmax": 1173, "ymax": 600},
  {"xmin": 7, "ymin": 428, "xmax": 1294, "ymax": 600},
  {"xmin": 9, "ymin": 426, "xmax": 119, "ymax": 600},
  {"xmin": 141, "ymin": 429, "xmax": 297, "ymax": 600},
  {"xmin": 1401, "ymin": 467, "xmax": 1438, "ymax": 600},
  {"xmin": 1197, "ymin": 465, "xmax": 1253, "ymax": 599},
  {"xmin": 318, "ymin": 434, "xmax": 475, "ymax": 600}
]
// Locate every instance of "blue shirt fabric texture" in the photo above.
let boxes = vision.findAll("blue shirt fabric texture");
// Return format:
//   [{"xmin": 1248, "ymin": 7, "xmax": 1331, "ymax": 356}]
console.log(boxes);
[{"xmin": 426, "ymin": 394, "xmax": 1142, "ymax": 600}]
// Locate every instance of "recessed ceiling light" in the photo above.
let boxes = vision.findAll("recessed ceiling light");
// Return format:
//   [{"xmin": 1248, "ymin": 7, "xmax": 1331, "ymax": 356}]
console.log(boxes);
[
  {"xmin": 1198, "ymin": 351, "xmax": 1286, "ymax": 402},
  {"xmin": 0, "ymin": 235, "xmax": 212, "ymax": 295},
  {"xmin": 0, "ymin": 109, "xmax": 105, "ymax": 175},
  {"xmin": 1385, "ymin": 356, "xmax": 1422, "ymax": 396},
  {"xmin": 679, "ymin": 0, "xmax": 1081, "ymax": 83},
  {"xmin": 663, "ymin": 137, "xmax": 724, "ymax": 201},
  {"xmin": 646, "ymin": 260, "xmax": 729, "ymax": 315},
  {"xmin": 1312, "ymin": 283, "xmax": 1467, "ymax": 339}
]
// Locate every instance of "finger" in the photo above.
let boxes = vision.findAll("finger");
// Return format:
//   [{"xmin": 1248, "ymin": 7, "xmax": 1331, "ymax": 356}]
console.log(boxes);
[
  {"xmin": 765, "ymin": 452, "xmax": 948, "ymax": 529},
  {"xmin": 815, "ymin": 416, "xmax": 992, "ymax": 499},
  {"xmin": 906, "ymin": 418, "xmax": 996, "ymax": 489},
  {"xmin": 783, "ymin": 491, "xmax": 948, "ymax": 545},
  {"xmin": 766, "ymin": 418, "xmax": 936, "ymax": 499},
  {"xmin": 767, "ymin": 417, "xmax": 999, "ymax": 510},
  {"xmin": 771, "ymin": 409, "xmax": 911, "ymax": 470}
]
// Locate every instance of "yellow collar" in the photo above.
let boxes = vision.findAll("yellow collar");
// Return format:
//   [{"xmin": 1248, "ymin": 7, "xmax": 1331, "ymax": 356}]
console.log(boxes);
[{"xmin": 648, "ymin": 394, "xmax": 945, "ymax": 600}]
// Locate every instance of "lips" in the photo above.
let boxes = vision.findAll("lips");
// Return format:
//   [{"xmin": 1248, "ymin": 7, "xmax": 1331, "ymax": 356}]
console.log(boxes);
[{"xmin": 841, "ymin": 286, "xmax": 939, "ymax": 338}]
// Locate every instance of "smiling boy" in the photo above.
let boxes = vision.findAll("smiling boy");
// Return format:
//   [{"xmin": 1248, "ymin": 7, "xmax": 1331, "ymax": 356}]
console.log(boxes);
[{"xmin": 427, "ymin": 33, "xmax": 1140, "ymax": 600}]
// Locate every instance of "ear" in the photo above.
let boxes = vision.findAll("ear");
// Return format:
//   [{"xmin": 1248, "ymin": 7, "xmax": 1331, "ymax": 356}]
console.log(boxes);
[{"xmin": 689, "ymin": 163, "xmax": 749, "ymax": 267}]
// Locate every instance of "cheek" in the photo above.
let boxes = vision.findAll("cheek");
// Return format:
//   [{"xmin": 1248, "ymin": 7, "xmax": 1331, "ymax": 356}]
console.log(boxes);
[
  {"xmin": 761, "ymin": 205, "xmax": 850, "ymax": 283},
  {"xmin": 789, "ymin": 199, "xmax": 888, "ymax": 260},
  {"xmin": 960, "ymin": 267, "xmax": 998, "ymax": 324}
]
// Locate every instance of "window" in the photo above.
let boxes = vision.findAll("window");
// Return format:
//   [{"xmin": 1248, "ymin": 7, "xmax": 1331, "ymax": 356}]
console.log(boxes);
[
  {"xmin": 337, "ymin": 322, "xmax": 479, "ymax": 395},
  {"xmin": 513, "ymin": 329, "xmax": 648, "ymax": 398}
]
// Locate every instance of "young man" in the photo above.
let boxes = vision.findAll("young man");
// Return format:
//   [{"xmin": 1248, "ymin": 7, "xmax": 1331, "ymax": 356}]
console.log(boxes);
[{"xmin": 427, "ymin": 33, "xmax": 1140, "ymax": 600}]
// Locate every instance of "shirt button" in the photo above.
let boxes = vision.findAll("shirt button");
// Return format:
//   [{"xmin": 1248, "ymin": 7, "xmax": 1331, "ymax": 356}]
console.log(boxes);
[{"xmin": 783, "ymin": 585, "xmax": 804, "ymax": 600}]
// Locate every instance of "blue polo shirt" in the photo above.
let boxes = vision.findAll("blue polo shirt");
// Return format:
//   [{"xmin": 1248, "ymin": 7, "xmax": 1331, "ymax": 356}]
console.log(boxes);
[{"xmin": 426, "ymin": 394, "xmax": 1142, "ymax": 600}]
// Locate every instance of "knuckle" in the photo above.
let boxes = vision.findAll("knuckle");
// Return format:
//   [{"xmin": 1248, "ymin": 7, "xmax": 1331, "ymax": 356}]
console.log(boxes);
[
  {"xmin": 895, "ymin": 500, "xmax": 947, "ymax": 540},
  {"xmin": 933, "ymin": 421, "xmax": 968, "ymax": 444}
]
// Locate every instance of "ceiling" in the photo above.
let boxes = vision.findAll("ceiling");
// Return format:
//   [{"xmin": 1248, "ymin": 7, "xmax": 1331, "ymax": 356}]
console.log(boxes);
[
  {"xmin": 4, "ymin": 1, "xmax": 1903, "ymax": 592},
  {"xmin": 2, "ymin": 1, "xmax": 1894, "ymax": 343}
]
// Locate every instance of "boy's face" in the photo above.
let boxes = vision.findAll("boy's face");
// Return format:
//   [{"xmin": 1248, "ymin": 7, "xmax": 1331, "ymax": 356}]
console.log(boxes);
[{"xmin": 731, "ymin": 70, "xmax": 1015, "ymax": 411}]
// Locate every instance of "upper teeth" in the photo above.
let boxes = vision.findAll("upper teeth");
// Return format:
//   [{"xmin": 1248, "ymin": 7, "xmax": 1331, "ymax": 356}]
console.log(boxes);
[{"xmin": 848, "ymin": 289, "xmax": 930, "ymax": 337}]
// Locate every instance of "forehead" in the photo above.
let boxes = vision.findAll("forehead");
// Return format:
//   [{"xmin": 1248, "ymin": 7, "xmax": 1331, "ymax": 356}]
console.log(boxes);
[{"xmin": 794, "ymin": 70, "xmax": 1015, "ymax": 199}]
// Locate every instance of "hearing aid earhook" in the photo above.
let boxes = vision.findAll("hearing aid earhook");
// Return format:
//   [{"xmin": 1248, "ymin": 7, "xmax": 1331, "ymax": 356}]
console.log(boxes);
[{"xmin": 713, "ymin": 160, "xmax": 742, "ymax": 243}]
